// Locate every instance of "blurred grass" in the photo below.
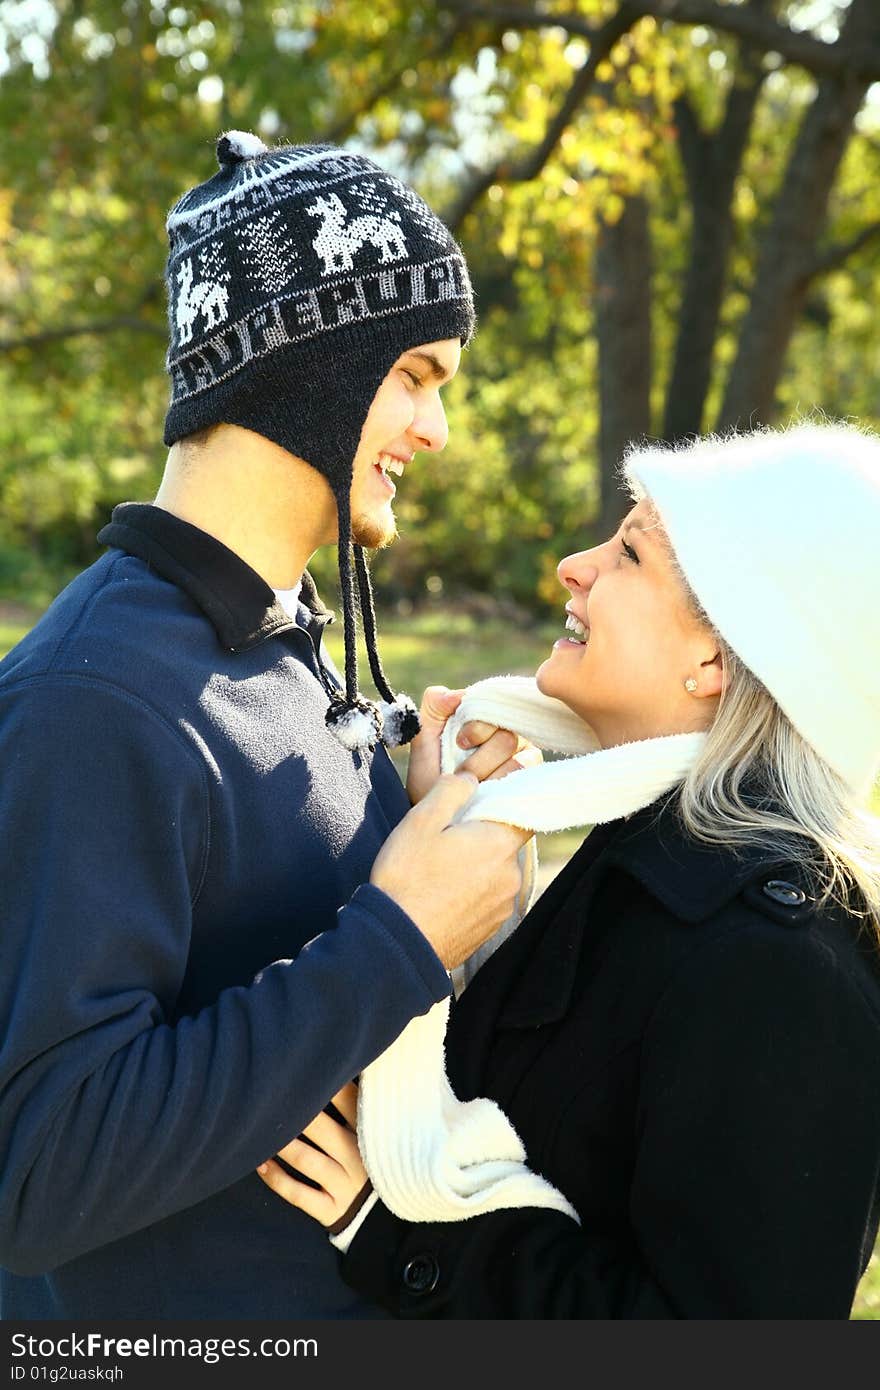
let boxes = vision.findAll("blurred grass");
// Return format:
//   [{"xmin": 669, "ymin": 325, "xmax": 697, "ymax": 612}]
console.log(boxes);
[
  {"xmin": 0, "ymin": 619, "xmax": 39, "ymax": 654},
  {"xmin": 2, "ymin": 598, "xmax": 878, "ymax": 1317},
  {"xmin": 323, "ymin": 603, "xmax": 559, "ymax": 696}
]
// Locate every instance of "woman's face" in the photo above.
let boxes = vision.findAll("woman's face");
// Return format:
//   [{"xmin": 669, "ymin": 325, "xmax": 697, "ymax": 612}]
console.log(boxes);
[{"xmin": 536, "ymin": 498, "xmax": 723, "ymax": 746}]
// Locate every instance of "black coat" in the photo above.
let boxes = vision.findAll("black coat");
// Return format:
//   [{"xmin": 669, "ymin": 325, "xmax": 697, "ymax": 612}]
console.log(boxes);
[{"xmin": 341, "ymin": 798, "xmax": 880, "ymax": 1318}]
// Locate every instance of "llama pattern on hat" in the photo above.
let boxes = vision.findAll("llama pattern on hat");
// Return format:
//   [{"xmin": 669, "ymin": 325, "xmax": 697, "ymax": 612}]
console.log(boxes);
[
  {"xmin": 164, "ymin": 147, "xmax": 474, "ymax": 386},
  {"xmin": 173, "ymin": 241, "xmax": 230, "ymax": 346},
  {"xmin": 307, "ymin": 188, "xmax": 408, "ymax": 275}
]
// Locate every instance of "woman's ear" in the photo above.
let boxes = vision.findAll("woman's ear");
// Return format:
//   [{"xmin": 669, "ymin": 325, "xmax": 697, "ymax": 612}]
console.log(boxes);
[{"xmin": 696, "ymin": 650, "xmax": 724, "ymax": 699}]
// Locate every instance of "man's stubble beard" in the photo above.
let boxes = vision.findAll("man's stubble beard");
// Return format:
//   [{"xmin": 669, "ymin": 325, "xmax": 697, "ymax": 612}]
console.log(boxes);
[{"xmin": 351, "ymin": 511, "xmax": 399, "ymax": 550}]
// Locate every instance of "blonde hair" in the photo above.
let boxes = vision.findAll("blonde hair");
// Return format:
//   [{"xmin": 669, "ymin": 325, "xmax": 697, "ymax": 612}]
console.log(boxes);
[
  {"xmin": 677, "ymin": 635, "xmax": 880, "ymax": 946},
  {"xmin": 647, "ymin": 516, "xmax": 880, "ymax": 946}
]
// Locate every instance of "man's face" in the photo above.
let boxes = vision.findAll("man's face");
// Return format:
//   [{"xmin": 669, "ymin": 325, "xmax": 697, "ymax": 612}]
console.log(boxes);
[{"xmin": 348, "ymin": 337, "xmax": 462, "ymax": 549}]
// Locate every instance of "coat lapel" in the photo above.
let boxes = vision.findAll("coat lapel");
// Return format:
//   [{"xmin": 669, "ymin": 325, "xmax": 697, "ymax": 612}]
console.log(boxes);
[
  {"xmin": 446, "ymin": 821, "xmax": 621, "ymax": 1096},
  {"xmin": 446, "ymin": 795, "xmax": 800, "ymax": 1099}
]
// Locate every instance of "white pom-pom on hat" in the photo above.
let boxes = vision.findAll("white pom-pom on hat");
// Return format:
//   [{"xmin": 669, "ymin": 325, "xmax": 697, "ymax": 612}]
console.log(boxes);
[
  {"xmin": 328, "ymin": 707, "xmax": 381, "ymax": 751},
  {"xmin": 379, "ymin": 695, "xmax": 421, "ymax": 748},
  {"xmin": 216, "ymin": 130, "xmax": 269, "ymax": 165},
  {"xmin": 325, "ymin": 696, "xmax": 383, "ymax": 751}
]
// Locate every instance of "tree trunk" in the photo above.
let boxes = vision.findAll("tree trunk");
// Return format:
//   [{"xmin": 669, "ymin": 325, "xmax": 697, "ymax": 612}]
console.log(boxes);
[
  {"xmin": 594, "ymin": 194, "xmax": 653, "ymax": 536},
  {"xmin": 663, "ymin": 37, "xmax": 766, "ymax": 440},
  {"xmin": 718, "ymin": 0, "xmax": 880, "ymax": 429}
]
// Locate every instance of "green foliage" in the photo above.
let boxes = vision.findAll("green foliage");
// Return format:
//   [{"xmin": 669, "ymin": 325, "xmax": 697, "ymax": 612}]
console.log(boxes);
[
  {"xmin": 854, "ymin": 1244, "xmax": 880, "ymax": 1319},
  {"xmin": 2, "ymin": 0, "xmax": 880, "ymax": 612}
]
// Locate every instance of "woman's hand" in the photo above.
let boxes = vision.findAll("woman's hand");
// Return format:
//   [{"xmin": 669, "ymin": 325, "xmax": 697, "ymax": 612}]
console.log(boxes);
[
  {"xmin": 406, "ymin": 685, "xmax": 543, "ymax": 805},
  {"xmin": 256, "ymin": 1082, "xmax": 369, "ymax": 1230}
]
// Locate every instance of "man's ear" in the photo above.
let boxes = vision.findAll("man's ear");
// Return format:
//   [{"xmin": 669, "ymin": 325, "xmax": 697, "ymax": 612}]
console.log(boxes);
[{"xmin": 697, "ymin": 650, "xmax": 724, "ymax": 699}]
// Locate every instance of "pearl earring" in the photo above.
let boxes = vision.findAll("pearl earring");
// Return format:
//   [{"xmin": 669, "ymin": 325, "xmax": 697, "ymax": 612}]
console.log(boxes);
[{"xmin": 684, "ymin": 678, "xmax": 698, "ymax": 693}]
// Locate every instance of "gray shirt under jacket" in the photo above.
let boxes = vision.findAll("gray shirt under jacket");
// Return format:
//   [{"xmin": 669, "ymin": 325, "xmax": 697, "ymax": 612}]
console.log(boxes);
[{"xmin": 0, "ymin": 503, "xmax": 449, "ymax": 1319}]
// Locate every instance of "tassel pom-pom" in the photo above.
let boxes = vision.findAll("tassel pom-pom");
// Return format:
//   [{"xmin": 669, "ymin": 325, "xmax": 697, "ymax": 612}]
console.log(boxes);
[
  {"xmin": 217, "ymin": 130, "xmax": 269, "ymax": 166},
  {"xmin": 379, "ymin": 694, "xmax": 421, "ymax": 748},
  {"xmin": 326, "ymin": 696, "xmax": 383, "ymax": 751}
]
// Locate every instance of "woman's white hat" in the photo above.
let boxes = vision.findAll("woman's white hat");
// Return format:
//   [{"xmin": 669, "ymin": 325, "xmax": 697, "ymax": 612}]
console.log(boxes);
[{"xmin": 623, "ymin": 421, "xmax": 880, "ymax": 796}]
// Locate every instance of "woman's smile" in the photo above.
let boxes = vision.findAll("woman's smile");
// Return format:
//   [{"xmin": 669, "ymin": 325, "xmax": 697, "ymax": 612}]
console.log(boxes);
[{"xmin": 552, "ymin": 607, "xmax": 590, "ymax": 651}]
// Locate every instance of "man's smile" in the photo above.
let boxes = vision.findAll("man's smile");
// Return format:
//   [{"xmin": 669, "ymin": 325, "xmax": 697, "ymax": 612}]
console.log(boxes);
[{"xmin": 373, "ymin": 451, "xmax": 411, "ymax": 495}]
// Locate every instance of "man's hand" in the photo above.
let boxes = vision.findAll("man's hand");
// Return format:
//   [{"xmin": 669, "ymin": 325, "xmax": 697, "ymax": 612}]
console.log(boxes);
[
  {"xmin": 371, "ymin": 772, "xmax": 532, "ymax": 970},
  {"xmin": 406, "ymin": 685, "xmax": 543, "ymax": 805}
]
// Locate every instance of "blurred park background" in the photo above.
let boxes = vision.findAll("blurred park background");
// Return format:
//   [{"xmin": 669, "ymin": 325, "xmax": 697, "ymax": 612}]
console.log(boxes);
[{"xmin": 1, "ymin": 0, "xmax": 879, "ymax": 1316}]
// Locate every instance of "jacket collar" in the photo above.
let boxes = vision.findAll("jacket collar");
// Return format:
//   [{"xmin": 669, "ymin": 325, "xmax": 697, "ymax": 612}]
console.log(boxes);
[
  {"xmin": 447, "ymin": 821, "xmax": 621, "ymax": 1082},
  {"xmin": 97, "ymin": 503, "xmax": 334, "ymax": 652},
  {"xmin": 602, "ymin": 792, "xmax": 796, "ymax": 925},
  {"xmin": 452, "ymin": 795, "xmax": 800, "ymax": 1048}
]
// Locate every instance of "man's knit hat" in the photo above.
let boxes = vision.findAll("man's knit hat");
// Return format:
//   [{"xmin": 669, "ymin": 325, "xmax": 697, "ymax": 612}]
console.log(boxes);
[
  {"xmin": 163, "ymin": 131, "xmax": 476, "ymax": 749},
  {"xmin": 623, "ymin": 421, "xmax": 880, "ymax": 795}
]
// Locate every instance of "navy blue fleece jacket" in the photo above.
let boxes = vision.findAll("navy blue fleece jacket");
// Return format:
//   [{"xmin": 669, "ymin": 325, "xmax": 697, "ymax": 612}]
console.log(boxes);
[{"xmin": 0, "ymin": 504, "xmax": 451, "ymax": 1319}]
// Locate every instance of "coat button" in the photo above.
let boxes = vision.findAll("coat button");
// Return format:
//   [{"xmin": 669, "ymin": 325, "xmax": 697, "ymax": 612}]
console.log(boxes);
[
  {"xmin": 762, "ymin": 879, "xmax": 807, "ymax": 907},
  {"xmin": 401, "ymin": 1253, "xmax": 440, "ymax": 1295}
]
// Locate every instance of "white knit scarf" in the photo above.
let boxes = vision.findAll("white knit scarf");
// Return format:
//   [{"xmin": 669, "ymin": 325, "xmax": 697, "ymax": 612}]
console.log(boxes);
[{"xmin": 336, "ymin": 676, "xmax": 706, "ymax": 1248}]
